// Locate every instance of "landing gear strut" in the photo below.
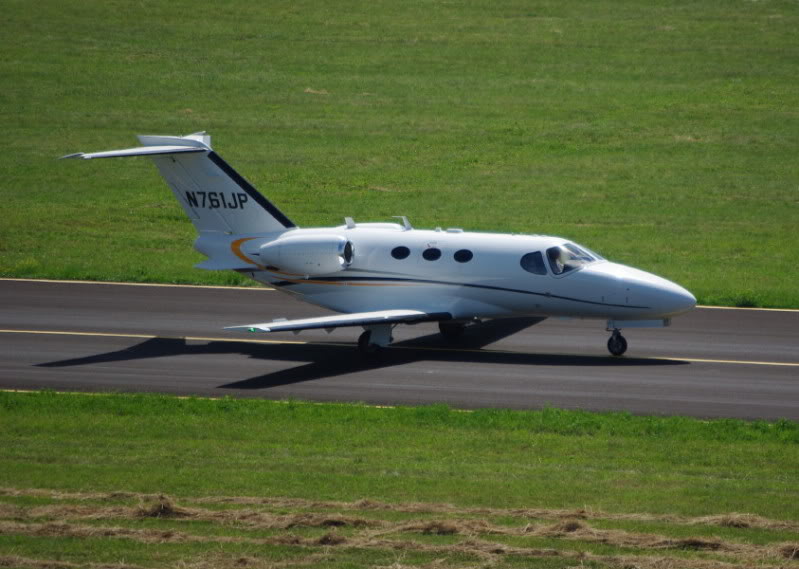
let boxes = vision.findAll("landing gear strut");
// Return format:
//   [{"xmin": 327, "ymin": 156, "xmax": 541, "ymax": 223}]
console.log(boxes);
[
  {"xmin": 607, "ymin": 329, "xmax": 628, "ymax": 357},
  {"xmin": 357, "ymin": 324, "xmax": 393, "ymax": 356},
  {"xmin": 357, "ymin": 330, "xmax": 379, "ymax": 355}
]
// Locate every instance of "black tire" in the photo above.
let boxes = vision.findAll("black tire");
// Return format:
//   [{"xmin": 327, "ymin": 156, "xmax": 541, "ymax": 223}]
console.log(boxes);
[
  {"xmin": 607, "ymin": 334, "xmax": 628, "ymax": 356},
  {"xmin": 438, "ymin": 322, "xmax": 466, "ymax": 340}
]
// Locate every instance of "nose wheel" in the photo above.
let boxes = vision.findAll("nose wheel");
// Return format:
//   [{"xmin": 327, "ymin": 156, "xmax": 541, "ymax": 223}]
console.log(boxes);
[{"xmin": 607, "ymin": 329, "xmax": 628, "ymax": 356}]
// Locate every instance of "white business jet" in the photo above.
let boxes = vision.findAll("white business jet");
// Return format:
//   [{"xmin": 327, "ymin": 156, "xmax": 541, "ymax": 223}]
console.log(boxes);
[{"xmin": 65, "ymin": 132, "xmax": 696, "ymax": 356}]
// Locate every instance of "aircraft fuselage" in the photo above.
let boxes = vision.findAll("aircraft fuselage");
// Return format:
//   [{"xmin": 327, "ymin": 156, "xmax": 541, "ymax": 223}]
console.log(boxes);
[{"xmin": 227, "ymin": 224, "xmax": 695, "ymax": 323}]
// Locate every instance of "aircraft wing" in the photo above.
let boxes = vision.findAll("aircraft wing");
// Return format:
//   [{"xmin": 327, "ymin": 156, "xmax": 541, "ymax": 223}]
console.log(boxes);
[{"xmin": 225, "ymin": 309, "xmax": 451, "ymax": 333}]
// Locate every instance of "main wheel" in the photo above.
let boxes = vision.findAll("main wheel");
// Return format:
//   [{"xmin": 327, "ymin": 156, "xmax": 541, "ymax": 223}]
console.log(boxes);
[
  {"xmin": 607, "ymin": 333, "xmax": 628, "ymax": 356},
  {"xmin": 358, "ymin": 330, "xmax": 380, "ymax": 356},
  {"xmin": 438, "ymin": 322, "xmax": 466, "ymax": 340}
]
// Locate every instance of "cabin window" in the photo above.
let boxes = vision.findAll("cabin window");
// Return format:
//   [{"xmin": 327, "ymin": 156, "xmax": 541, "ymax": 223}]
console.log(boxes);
[
  {"xmin": 391, "ymin": 246, "xmax": 410, "ymax": 260},
  {"xmin": 454, "ymin": 249, "xmax": 473, "ymax": 263},
  {"xmin": 422, "ymin": 248, "xmax": 442, "ymax": 261},
  {"xmin": 520, "ymin": 252, "xmax": 547, "ymax": 275}
]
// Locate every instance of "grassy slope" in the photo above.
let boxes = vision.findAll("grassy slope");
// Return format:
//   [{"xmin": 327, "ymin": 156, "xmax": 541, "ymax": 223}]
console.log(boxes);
[
  {"xmin": 0, "ymin": 0, "xmax": 797, "ymax": 306},
  {"xmin": 1, "ymin": 392, "xmax": 797, "ymax": 567}
]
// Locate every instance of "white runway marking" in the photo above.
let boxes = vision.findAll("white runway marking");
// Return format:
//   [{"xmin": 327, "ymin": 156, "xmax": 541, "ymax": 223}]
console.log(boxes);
[{"xmin": 0, "ymin": 278, "xmax": 273, "ymax": 291}]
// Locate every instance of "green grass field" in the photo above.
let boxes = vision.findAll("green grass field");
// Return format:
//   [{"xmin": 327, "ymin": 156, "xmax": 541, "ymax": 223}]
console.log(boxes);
[
  {"xmin": 1, "ymin": 0, "xmax": 798, "ymax": 306},
  {"xmin": 1, "ymin": 391, "xmax": 797, "ymax": 568}
]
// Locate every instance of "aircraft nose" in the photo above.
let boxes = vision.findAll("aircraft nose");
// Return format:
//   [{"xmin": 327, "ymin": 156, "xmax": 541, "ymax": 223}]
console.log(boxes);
[
  {"xmin": 622, "ymin": 271, "xmax": 696, "ymax": 317},
  {"xmin": 574, "ymin": 262, "xmax": 696, "ymax": 317},
  {"xmin": 651, "ymin": 280, "xmax": 696, "ymax": 316}
]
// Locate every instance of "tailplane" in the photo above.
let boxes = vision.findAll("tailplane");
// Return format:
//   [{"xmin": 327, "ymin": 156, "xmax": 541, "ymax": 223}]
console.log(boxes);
[{"xmin": 63, "ymin": 132, "xmax": 295, "ymax": 235}]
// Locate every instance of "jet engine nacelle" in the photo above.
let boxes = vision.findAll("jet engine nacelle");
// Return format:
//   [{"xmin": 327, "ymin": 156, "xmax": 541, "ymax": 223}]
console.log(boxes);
[{"xmin": 258, "ymin": 234, "xmax": 353, "ymax": 276}]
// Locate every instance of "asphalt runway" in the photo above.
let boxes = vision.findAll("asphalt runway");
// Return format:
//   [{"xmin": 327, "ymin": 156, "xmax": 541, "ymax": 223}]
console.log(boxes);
[{"xmin": 1, "ymin": 279, "xmax": 797, "ymax": 420}]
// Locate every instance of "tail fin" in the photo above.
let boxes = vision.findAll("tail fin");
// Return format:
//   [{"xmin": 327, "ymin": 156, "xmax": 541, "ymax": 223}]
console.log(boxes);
[{"xmin": 64, "ymin": 132, "xmax": 296, "ymax": 235}]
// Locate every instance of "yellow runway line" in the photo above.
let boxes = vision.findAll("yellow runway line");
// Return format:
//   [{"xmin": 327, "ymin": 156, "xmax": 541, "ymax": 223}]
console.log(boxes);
[{"xmin": 697, "ymin": 304, "xmax": 799, "ymax": 313}]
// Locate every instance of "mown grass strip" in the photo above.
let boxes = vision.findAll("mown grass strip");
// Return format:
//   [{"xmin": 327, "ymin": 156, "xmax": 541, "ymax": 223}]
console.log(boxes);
[{"xmin": 0, "ymin": 391, "xmax": 797, "ymax": 516}]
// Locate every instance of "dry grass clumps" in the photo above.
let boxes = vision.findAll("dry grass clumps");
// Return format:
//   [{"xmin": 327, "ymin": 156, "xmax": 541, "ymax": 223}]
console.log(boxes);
[
  {"xmin": 353, "ymin": 498, "xmax": 384, "ymax": 510},
  {"xmin": 316, "ymin": 532, "xmax": 347, "ymax": 546},
  {"xmin": 547, "ymin": 519, "xmax": 586, "ymax": 533},
  {"xmin": 135, "ymin": 495, "xmax": 193, "ymax": 519},
  {"xmin": 0, "ymin": 554, "xmax": 147, "ymax": 569},
  {"xmin": 281, "ymin": 513, "xmax": 373, "ymax": 529},
  {"xmin": 411, "ymin": 521, "xmax": 461, "ymax": 535},
  {"xmin": 669, "ymin": 537, "xmax": 723, "ymax": 551},
  {"xmin": 6, "ymin": 488, "xmax": 799, "ymax": 532},
  {"xmin": 777, "ymin": 543, "xmax": 799, "ymax": 559},
  {"xmin": 3, "ymin": 488, "xmax": 798, "ymax": 568},
  {"xmin": 693, "ymin": 513, "xmax": 792, "ymax": 530}
]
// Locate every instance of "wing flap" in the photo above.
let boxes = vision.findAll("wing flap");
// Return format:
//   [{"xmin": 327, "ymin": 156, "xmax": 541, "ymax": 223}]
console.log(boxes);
[{"xmin": 226, "ymin": 309, "xmax": 451, "ymax": 333}]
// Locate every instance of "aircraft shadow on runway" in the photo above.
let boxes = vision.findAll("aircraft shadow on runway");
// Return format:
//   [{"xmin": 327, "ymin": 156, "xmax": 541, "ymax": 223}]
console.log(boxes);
[{"xmin": 38, "ymin": 317, "xmax": 687, "ymax": 390}]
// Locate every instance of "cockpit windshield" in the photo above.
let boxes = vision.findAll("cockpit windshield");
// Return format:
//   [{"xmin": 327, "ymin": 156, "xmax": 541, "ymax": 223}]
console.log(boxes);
[{"xmin": 546, "ymin": 242, "xmax": 599, "ymax": 275}]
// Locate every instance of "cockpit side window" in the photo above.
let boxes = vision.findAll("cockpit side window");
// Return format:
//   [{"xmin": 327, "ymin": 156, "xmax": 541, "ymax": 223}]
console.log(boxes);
[
  {"xmin": 563, "ymin": 243, "xmax": 595, "ymax": 262},
  {"xmin": 547, "ymin": 243, "xmax": 595, "ymax": 275},
  {"xmin": 520, "ymin": 252, "xmax": 547, "ymax": 275}
]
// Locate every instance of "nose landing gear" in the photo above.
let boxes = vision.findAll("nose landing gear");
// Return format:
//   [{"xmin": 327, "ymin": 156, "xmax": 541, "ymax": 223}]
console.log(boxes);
[{"xmin": 607, "ymin": 329, "xmax": 628, "ymax": 357}]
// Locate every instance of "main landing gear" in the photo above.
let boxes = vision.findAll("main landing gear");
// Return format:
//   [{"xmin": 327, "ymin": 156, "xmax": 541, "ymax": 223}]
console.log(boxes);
[
  {"xmin": 607, "ymin": 329, "xmax": 628, "ymax": 357},
  {"xmin": 438, "ymin": 321, "xmax": 466, "ymax": 340},
  {"xmin": 358, "ymin": 320, "xmax": 472, "ymax": 355},
  {"xmin": 357, "ymin": 324, "xmax": 393, "ymax": 356}
]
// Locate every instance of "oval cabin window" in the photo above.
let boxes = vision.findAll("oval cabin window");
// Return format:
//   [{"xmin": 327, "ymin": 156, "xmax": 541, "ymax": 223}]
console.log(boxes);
[
  {"xmin": 422, "ymin": 248, "xmax": 442, "ymax": 261},
  {"xmin": 454, "ymin": 249, "xmax": 473, "ymax": 263},
  {"xmin": 391, "ymin": 246, "xmax": 410, "ymax": 260}
]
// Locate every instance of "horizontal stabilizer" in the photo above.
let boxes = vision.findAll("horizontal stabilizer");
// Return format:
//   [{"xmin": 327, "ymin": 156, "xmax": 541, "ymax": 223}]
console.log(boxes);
[
  {"xmin": 226, "ymin": 309, "xmax": 451, "ymax": 333},
  {"xmin": 61, "ymin": 145, "xmax": 207, "ymax": 160},
  {"xmin": 63, "ymin": 132, "xmax": 295, "ymax": 235}
]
